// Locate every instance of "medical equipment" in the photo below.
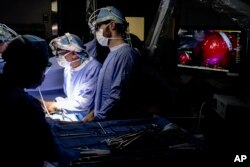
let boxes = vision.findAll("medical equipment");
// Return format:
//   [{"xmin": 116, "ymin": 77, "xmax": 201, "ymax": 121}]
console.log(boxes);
[
  {"xmin": 88, "ymin": 6, "xmax": 132, "ymax": 46},
  {"xmin": 39, "ymin": 67, "xmax": 53, "ymax": 115},
  {"xmin": 49, "ymin": 33, "xmax": 86, "ymax": 55},
  {"xmin": 88, "ymin": 6, "xmax": 127, "ymax": 32},
  {"xmin": 0, "ymin": 23, "xmax": 18, "ymax": 43},
  {"xmin": 49, "ymin": 33, "xmax": 88, "ymax": 64}
]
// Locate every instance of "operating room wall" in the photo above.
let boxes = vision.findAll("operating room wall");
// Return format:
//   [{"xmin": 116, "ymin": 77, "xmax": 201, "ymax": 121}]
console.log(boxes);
[
  {"xmin": 1, "ymin": 0, "xmax": 249, "ymax": 41},
  {"xmin": 0, "ymin": 0, "xmax": 51, "ymax": 38},
  {"xmin": 1, "ymin": 0, "xmax": 162, "ymax": 42},
  {"xmin": 57, "ymin": 0, "xmax": 88, "ymax": 41}
]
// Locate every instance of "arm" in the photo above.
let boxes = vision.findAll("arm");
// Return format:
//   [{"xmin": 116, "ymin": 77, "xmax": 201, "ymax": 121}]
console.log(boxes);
[
  {"xmin": 82, "ymin": 110, "xmax": 95, "ymax": 122},
  {"xmin": 42, "ymin": 100, "xmax": 61, "ymax": 114}
]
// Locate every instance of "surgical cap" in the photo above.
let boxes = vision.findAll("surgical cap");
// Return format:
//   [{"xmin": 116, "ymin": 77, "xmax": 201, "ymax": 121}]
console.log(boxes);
[
  {"xmin": 49, "ymin": 33, "xmax": 85, "ymax": 55},
  {"xmin": 88, "ymin": 6, "xmax": 127, "ymax": 33},
  {"xmin": 0, "ymin": 23, "xmax": 18, "ymax": 43},
  {"xmin": 2, "ymin": 34, "xmax": 50, "ymax": 68}
]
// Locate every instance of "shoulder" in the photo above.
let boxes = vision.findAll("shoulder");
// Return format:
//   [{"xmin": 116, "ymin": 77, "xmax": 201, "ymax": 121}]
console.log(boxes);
[
  {"xmin": 85, "ymin": 39, "xmax": 97, "ymax": 57},
  {"xmin": 120, "ymin": 45, "xmax": 141, "ymax": 63},
  {"xmin": 88, "ymin": 58, "xmax": 102, "ymax": 69},
  {"xmin": 120, "ymin": 44, "xmax": 135, "ymax": 52},
  {"xmin": 79, "ymin": 58, "xmax": 102, "ymax": 76},
  {"xmin": 115, "ymin": 44, "xmax": 140, "ymax": 58}
]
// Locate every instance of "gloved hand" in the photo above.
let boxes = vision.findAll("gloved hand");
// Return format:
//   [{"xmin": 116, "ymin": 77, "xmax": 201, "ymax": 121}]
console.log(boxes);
[
  {"xmin": 43, "ymin": 101, "xmax": 61, "ymax": 114},
  {"xmin": 82, "ymin": 110, "xmax": 95, "ymax": 122}
]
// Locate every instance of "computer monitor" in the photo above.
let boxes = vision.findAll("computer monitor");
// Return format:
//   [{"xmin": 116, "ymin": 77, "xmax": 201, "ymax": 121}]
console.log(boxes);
[{"xmin": 176, "ymin": 27, "xmax": 245, "ymax": 77}]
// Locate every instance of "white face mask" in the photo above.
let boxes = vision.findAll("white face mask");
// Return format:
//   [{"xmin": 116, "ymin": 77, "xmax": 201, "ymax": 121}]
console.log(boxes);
[
  {"xmin": 96, "ymin": 29, "xmax": 109, "ymax": 47},
  {"xmin": 56, "ymin": 52, "xmax": 71, "ymax": 68}
]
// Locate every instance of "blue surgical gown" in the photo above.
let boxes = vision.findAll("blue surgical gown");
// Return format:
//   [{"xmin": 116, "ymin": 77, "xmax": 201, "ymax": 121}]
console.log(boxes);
[
  {"xmin": 94, "ymin": 43, "xmax": 141, "ymax": 120},
  {"xmin": 56, "ymin": 57, "xmax": 102, "ymax": 117}
]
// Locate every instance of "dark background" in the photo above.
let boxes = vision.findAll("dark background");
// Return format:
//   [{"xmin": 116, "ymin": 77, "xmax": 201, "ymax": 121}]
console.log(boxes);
[{"xmin": 1, "ymin": 0, "xmax": 250, "ymax": 164}]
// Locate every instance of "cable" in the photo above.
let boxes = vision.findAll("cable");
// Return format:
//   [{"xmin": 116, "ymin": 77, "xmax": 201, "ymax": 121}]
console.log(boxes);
[
  {"xmin": 97, "ymin": 122, "xmax": 107, "ymax": 134},
  {"xmin": 196, "ymin": 100, "xmax": 207, "ymax": 133},
  {"xmin": 38, "ymin": 66, "xmax": 52, "ymax": 117},
  {"xmin": 38, "ymin": 87, "xmax": 51, "ymax": 116}
]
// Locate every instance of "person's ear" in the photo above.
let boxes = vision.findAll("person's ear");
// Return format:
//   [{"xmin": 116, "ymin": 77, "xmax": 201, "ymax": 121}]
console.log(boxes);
[{"xmin": 109, "ymin": 22, "xmax": 115, "ymax": 30}]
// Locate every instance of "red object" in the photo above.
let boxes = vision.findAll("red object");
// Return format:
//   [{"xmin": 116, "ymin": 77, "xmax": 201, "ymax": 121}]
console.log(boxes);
[
  {"xmin": 179, "ymin": 52, "xmax": 191, "ymax": 65},
  {"xmin": 200, "ymin": 32, "xmax": 231, "ymax": 67}
]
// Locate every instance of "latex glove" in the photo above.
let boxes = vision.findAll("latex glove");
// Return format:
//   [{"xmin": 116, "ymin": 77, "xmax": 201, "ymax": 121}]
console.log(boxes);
[
  {"xmin": 55, "ymin": 96, "xmax": 65, "ymax": 102},
  {"xmin": 43, "ymin": 101, "xmax": 61, "ymax": 114},
  {"xmin": 82, "ymin": 110, "xmax": 95, "ymax": 123}
]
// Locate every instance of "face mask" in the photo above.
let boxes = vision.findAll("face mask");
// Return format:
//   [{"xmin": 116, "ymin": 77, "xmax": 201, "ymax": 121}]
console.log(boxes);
[
  {"xmin": 96, "ymin": 29, "xmax": 109, "ymax": 47},
  {"xmin": 56, "ymin": 52, "xmax": 71, "ymax": 68}
]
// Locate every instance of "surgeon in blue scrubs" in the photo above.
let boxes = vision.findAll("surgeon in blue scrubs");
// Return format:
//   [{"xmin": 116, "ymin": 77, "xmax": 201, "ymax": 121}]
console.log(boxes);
[
  {"xmin": 43, "ymin": 33, "xmax": 103, "ymax": 121},
  {"xmin": 84, "ymin": 6, "xmax": 144, "ymax": 122}
]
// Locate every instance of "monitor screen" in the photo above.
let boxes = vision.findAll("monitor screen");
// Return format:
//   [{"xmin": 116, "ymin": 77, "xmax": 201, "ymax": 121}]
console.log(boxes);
[{"xmin": 176, "ymin": 27, "xmax": 243, "ymax": 76}]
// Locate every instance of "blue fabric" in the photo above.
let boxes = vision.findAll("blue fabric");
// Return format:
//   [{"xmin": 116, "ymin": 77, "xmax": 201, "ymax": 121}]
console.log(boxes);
[
  {"xmin": 56, "ymin": 58, "xmax": 102, "ymax": 115},
  {"xmin": 94, "ymin": 44, "xmax": 141, "ymax": 120},
  {"xmin": 84, "ymin": 39, "xmax": 97, "ymax": 59},
  {"xmin": 54, "ymin": 39, "xmax": 108, "ymax": 120},
  {"xmin": 96, "ymin": 6, "xmax": 126, "ymax": 24}
]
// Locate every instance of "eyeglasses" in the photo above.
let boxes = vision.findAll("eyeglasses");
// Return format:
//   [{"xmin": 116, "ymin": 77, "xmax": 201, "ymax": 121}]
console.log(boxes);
[
  {"xmin": 95, "ymin": 21, "xmax": 112, "ymax": 31},
  {"xmin": 56, "ymin": 49, "xmax": 70, "ymax": 57}
]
